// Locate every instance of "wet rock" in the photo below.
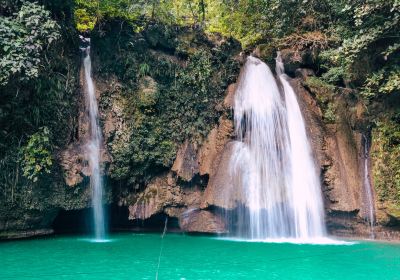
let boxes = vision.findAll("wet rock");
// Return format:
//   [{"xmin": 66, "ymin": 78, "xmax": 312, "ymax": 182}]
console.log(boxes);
[
  {"xmin": 252, "ymin": 44, "xmax": 276, "ymax": 64},
  {"xmin": 198, "ymin": 117, "xmax": 233, "ymax": 177},
  {"xmin": 172, "ymin": 114, "xmax": 233, "ymax": 181},
  {"xmin": 126, "ymin": 172, "xmax": 227, "ymax": 233},
  {"xmin": 288, "ymin": 77, "xmax": 364, "ymax": 214},
  {"xmin": 201, "ymin": 141, "xmax": 245, "ymax": 210},
  {"xmin": 102, "ymin": 78, "xmax": 124, "ymax": 142},
  {"xmin": 179, "ymin": 210, "xmax": 226, "ymax": 233},
  {"xmin": 128, "ymin": 176, "xmax": 183, "ymax": 220},
  {"xmin": 171, "ymin": 140, "xmax": 199, "ymax": 181},
  {"xmin": 0, "ymin": 229, "xmax": 54, "ymax": 240},
  {"xmin": 327, "ymin": 212, "xmax": 400, "ymax": 241},
  {"xmin": 323, "ymin": 94, "xmax": 364, "ymax": 213},
  {"xmin": 376, "ymin": 202, "xmax": 400, "ymax": 226},
  {"xmin": 59, "ymin": 69, "xmax": 112, "ymax": 187},
  {"xmin": 0, "ymin": 208, "xmax": 58, "ymax": 238},
  {"xmin": 280, "ymin": 48, "xmax": 316, "ymax": 75},
  {"xmin": 58, "ymin": 67, "xmax": 91, "ymax": 187},
  {"xmin": 59, "ymin": 144, "xmax": 86, "ymax": 187},
  {"xmin": 127, "ymin": 173, "xmax": 203, "ymax": 221},
  {"xmin": 223, "ymin": 83, "xmax": 236, "ymax": 109},
  {"xmin": 288, "ymin": 78, "xmax": 325, "ymax": 166}
]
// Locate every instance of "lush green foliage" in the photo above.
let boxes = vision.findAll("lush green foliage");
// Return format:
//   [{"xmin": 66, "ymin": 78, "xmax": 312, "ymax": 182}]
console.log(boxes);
[
  {"xmin": 71, "ymin": 0, "xmax": 399, "ymax": 100},
  {"xmin": 304, "ymin": 76, "xmax": 337, "ymax": 123},
  {"xmin": 317, "ymin": 1, "xmax": 399, "ymax": 97},
  {"xmin": 0, "ymin": 0, "xmax": 399, "ymax": 215},
  {"xmin": 0, "ymin": 1, "xmax": 60, "ymax": 85},
  {"xmin": 372, "ymin": 113, "xmax": 400, "ymax": 205},
  {"xmin": 73, "ymin": 0, "xmax": 208, "ymax": 32},
  {"xmin": 0, "ymin": 1, "xmax": 80, "ymax": 206},
  {"xmin": 93, "ymin": 22, "xmax": 239, "ymax": 184},
  {"xmin": 20, "ymin": 127, "xmax": 53, "ymax": 182}
]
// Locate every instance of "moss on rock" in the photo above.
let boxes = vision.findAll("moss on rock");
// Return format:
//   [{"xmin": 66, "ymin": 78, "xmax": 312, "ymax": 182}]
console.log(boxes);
[{"xmin": 92, "ymin": 20, "xmax": 241, "ymax": 187}]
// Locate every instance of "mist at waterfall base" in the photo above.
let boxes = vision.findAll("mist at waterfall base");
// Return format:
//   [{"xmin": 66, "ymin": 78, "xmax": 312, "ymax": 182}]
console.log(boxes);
[
  {"xmin": 226, "ymin": 55, "xmax": 327, "ymax": 243},
  {"xmin": 81, "ymin": 40, "xmax": 107, "ymax": 242}
]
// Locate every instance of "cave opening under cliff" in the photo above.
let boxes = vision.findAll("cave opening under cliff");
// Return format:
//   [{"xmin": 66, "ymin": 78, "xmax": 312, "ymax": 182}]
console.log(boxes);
[
  {"xmin": 52, "ymin": 205, "xmax": 181, "ymax": 234},
  {"xmin": 52, "ymin": 208, "xmax": 93, "ymax": 234},
  {"xmin": 125, "ymin": 213, "xmax": 181, "ymax": 232}
]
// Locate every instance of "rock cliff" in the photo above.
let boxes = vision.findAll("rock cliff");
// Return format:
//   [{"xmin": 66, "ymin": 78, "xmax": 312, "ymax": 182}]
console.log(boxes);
[{"xmin": 1, "ymin": 20, "xmax": 399, "ymax": 241}]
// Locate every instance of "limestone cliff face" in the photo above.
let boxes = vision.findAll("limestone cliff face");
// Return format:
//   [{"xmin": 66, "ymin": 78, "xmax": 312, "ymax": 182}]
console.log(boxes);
[
  {"xmin": 193, "ymin": 51, "xmax": 400, "ymax": 239},
  {"xmin": 282, "ymin": 56, "xmax": 399, "ymax": 239},
  {"xmin": 59, "ymin": 67, "xmax": 109, "ymax": 189},
  {"xmin": 289, "ymin": 77, "xmax": 364, "ymax": 213},
  {"xmin": 139, "ymin": 55, "xmax": 370, "ymax": 236},
  {"xmin": 0, "ymin": 20, "xmax": 241, "ymax": 238},
  {"xmin": 288, "ymin": 76, "xmax": 365, "ymax": 232},
  {"xmin": 121, "ymin": 88, "xmax": 236, "ymax": 233},
  {"xmin": 3, "ymin": 22, "xmax": 399, "ymax": 240},
  {"xmin": 56, "ymin": 45, "xmax": 398, "ymax": 238}
]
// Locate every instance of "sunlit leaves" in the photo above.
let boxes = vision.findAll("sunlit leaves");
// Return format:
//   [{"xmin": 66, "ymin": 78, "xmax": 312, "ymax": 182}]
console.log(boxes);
[
  {"xmin": 0, "ymin": 2, "xmax": 60, "ymax": 86},
  {"xmin": 20, "ymin": 127, "xmax": 53, "ymax": 183},
  {"xmin": 372, "ymin": 116, "xmax": 400, "ymax": 204}
]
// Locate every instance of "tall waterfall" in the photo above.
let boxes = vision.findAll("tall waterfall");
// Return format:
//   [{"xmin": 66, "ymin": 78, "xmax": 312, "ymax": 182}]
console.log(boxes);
[
  {"xmin": 82, "ymin": 40, "xmax": 106, "ymax": 241},
  {"xmin": 230, "ymin": 55, "xmax": 326, "ymax": 241},
  {"xmin": 362, "ymin": 135, "xmax": 375, "ymax": 238}
]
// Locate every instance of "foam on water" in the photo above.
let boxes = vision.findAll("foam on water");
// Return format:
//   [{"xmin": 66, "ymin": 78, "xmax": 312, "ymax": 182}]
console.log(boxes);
[
  {"xmin": 78, "ymin": 237, "xmax": 113, "ymax": 243},
  {"xmin": 218, "ymin": 236, "xmax": 355, "ymax": 245}
]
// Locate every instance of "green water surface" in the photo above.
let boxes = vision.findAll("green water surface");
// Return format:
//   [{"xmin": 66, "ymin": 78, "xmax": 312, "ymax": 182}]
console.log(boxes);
[{"xmin": 0, "ymin": 233, "xmax": 399, "ymax": 279}]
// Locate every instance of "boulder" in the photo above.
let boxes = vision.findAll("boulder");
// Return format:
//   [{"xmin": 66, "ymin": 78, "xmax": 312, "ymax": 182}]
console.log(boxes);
[
  {"xmin": 127, "ymin": 173, "xmax": 204, "ymax": 222},
  {"xmin": 126, "ymin": 172, "xmax": 228, "ymax": 233},
  {"xmin": 128, "ymin": 176, "xmax": 183, "ymax": 220},
  {"xmin": 179, "ymin": 210, "xmax": 226, "ymax": 233}
]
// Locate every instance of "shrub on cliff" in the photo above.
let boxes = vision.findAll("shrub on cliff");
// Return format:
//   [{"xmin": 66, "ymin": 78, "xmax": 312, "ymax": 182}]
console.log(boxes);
[
  {"xmin": 20, "ymin": 127, "xmax": 53, "ymax": 183},
  {"xmin": 92, "ymin": 20, "xmax": 240, "ymax": 185},
  {"xmin": 0, "ymin": 1, "xmax": 80, "ymax": 206},
  {"xmin": 0, "ymin": 1, "xmax": 60, "ymax": 85}
]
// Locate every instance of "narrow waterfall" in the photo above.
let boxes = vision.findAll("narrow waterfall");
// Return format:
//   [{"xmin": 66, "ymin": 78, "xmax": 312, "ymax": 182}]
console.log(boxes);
[
  {"xmin": 81, "ymin": 38, "xmax": 106, "ymax": 241},
  {"xmin": 230, "ymin": 54, "xmax": 326, "ymax": 241},
  {"xmin": 362, "ymin": 135, "xmax": 375, "ymax": 238}
]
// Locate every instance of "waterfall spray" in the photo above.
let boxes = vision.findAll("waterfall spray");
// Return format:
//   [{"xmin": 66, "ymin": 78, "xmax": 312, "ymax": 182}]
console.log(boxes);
[
  {"xmin": 229, "ymin": 54, "xmax": 326, "ymax": 242},
  {"xmin": 81, "ymin": 37, "xmax": 107, "ymax": 241}
]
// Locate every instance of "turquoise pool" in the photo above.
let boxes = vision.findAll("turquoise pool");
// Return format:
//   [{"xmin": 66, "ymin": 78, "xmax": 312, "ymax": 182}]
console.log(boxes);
[{"xmin": 0, "ymin": 233, "xmax": 399, "ymax": 279}]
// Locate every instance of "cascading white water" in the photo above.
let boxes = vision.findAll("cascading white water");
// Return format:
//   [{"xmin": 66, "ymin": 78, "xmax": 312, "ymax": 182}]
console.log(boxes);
[
  {"xmin": 230, "ymin": 54, "xmax": 326, "ymax": 241},
  {"xmin": 82, "ymin": 40, "xmax": 106, "ymax": 241},
  {"xmin": 362, "ymin": 135, "xmax": 375, "ymax": 239}
]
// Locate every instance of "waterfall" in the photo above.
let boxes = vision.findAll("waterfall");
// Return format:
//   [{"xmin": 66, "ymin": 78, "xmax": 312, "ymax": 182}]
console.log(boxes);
[
  {"xmin": 229, "ymin": 54, "xmax": 326, "ymax": 241},
  {"xmin": 362, "ymin": 135, "xmax": 375, "ymax": 239},
  {"xmin": 81, "ymin": 38, "xmax": 106, "ymax": 241}
]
